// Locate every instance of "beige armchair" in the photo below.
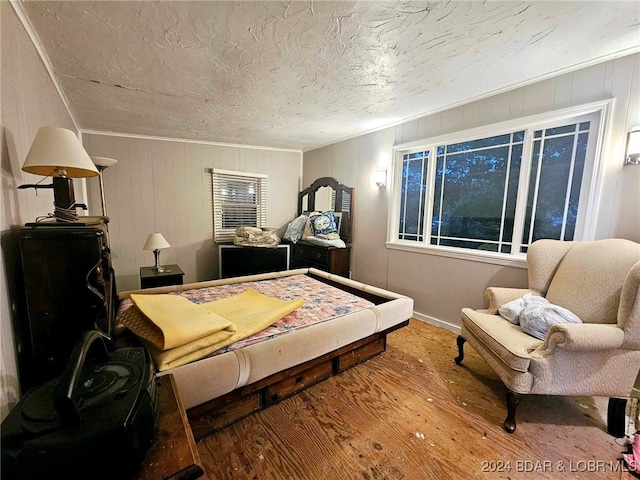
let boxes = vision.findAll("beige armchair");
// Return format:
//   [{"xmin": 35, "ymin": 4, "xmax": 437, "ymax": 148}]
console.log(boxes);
[{"xmin": 455, "ymin": 238, "xmax": 640, "ymax": 433}]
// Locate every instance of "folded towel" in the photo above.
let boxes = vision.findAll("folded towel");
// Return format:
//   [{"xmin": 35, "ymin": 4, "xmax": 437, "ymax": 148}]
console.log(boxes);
[
  {"xmin": 123, "ymin": 294, "xmax": 237, "ymax": 350},
  {"xmin": 123, "ymin": 290, "xmax": 304, "ymax": 371}
]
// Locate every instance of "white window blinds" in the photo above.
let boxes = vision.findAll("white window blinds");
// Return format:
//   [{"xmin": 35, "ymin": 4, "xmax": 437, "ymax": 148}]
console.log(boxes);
[{"xmin": 212, "ymin": 169, "xmax": 267, "ymax": 243}]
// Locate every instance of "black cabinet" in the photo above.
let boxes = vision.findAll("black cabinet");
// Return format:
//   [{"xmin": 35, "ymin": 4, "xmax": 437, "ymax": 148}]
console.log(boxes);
[
  {"xmin": 17, "ymin": 218, "xmax": 115, "ymax": 392},
  {"xmin": 140, "ymin": 264, "xmax": 185, "ymax": 289},
  {"xmin": 289, "ymin": 241, "xmax": 350, "ymax": 277},
  {"xmin": 219, "ymin": 244, "xmax": 290, "ymax": 278}
]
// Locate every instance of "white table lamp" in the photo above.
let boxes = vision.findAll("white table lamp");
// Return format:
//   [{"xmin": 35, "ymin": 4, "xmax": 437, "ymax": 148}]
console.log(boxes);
[
  {"xmin": 20, "ymin": 126, "xmax": 99, "ymax": 222},
  {"xmin": 143, "ymin": 233, "xmax": 171, "ymax": 272}
]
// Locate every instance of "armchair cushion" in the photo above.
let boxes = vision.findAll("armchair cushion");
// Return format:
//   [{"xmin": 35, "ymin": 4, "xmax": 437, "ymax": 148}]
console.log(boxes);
[{"xmin": 461, "ymin": 308, "xmax": 542, "ymax": 372}]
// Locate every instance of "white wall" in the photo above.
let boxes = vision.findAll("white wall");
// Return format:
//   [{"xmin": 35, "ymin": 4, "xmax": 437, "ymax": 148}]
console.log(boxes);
[
  {"xmin": 0, "ymin": 2, "xmax": 302, "ymax": 419},
  {"xmin": 0, "ymin": 2, "xmax": 80, "ymax": 419},
  {"xmin": 304, "ymin": 53, "xmax": 640, "ymax": 331},
  {"xmin": 83, "ymin": 134, "xmax": 302, "ymax": 292}
]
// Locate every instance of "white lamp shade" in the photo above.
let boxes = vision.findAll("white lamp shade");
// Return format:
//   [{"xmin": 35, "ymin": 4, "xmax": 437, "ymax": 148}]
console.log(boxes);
[
  {"xmin": 143, "ymin": 233, "xmax": 171, "ymax": 250},
  {"xmin": 375, "ymin": 168, "xmax": 387, "ymax": 187},
  {"xmin": 627, "ymin": 127, "xmax": 640, "ymax": 156},
  {"xmin": 22, "ymin": 127, "xmax": 99, "ymax": 178},
  {"xmin": 91, "ymin": 156, "xmax": 118, "ymax": 169}
]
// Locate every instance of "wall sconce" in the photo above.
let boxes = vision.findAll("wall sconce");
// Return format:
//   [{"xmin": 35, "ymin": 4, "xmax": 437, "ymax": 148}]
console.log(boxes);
[
  {"xmin": 143, "ymin": 233, "xmax": 171, "ymax": 272},
  {"xmin": 625, "ymin": 126, "xmax": 640, "ymax": 165},
  {"xmin": 375, "ymin": 168, "xmax": 387, "ymax": 188},
  {"xmin": 18, "ymin": 127, "xmax": 99, "ymax": 222}
]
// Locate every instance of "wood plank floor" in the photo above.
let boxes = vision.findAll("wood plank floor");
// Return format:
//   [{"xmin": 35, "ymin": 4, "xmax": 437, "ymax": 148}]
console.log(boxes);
[{"xmin": 197, "ymin": 319, "xmax": 635, "ymax": 479}]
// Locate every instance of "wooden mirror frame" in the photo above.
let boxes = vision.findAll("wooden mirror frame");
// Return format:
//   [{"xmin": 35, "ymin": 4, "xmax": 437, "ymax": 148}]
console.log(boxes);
[{"xmin": 298, "ymin": 177, "xmax": 354, "ymax": 243}]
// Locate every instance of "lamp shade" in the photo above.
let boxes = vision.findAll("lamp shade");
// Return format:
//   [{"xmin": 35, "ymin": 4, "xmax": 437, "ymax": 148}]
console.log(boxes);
[
  {"xmin": 143, "ymin": 233, "xmax": 171, "ymax": 250},
  {"xmin": 375, "ymin": 168, "xmax": 387, "ymax": 187},
  {"xmin": 22, "ymin": 127, "xmax": 98, "ymax": 178},
  {"xmin": 626, "ymin": 126, "xmax": 640, "ymax": 165},
  {"xmin": 91, "ymin": 156, "xmax": 118, "ymax": 169}
]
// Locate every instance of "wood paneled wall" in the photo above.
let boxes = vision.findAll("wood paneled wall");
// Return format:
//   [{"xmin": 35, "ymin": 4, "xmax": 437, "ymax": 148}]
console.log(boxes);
[
  {"xmin": 83, "ymin": 134, "xmax": 302, "ymax": 291},
  {"xmin": 1, "ymin": 2, "xmax": 80, "ymax": 418},
  {"xmin": 304, "ymin": 53, "xmax": 640, "ymax": 331}
]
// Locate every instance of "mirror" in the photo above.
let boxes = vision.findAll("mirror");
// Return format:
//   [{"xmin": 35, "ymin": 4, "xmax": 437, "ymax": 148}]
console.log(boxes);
[
  {"xmin": 315, "ymin": 186, "xmax": 335, "ymax": 212},
  {"xmin": 298, "ymin": 177, "xmax": 353, "ymax": 243}
]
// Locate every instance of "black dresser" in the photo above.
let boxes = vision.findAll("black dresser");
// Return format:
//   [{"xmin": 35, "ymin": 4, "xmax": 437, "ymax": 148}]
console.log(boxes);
[
  {"xmin": 16, "ymin": 218, "xmax": 116, "ymax": 391},
  {"xmin": 289, "ymin": 241, "xmax": 350, "ymax": 277}
]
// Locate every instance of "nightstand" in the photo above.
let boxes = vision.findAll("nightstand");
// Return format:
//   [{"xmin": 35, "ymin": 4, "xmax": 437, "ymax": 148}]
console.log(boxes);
[{"xmin": 140, "ymin": 264, "xmax": 185, "ymax": 289}]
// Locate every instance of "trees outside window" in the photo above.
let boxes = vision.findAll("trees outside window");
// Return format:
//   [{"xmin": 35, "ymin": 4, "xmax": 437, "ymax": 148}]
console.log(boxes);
[{"xmin": 392, "ymin": 105, "xmax": 605, "ymax": 259}]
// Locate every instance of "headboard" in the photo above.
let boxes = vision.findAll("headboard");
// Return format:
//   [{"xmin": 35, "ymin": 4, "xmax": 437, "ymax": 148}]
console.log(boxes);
[{"xmin": 298, "ymin": 177, "xmax": 353, "ymax": 243}]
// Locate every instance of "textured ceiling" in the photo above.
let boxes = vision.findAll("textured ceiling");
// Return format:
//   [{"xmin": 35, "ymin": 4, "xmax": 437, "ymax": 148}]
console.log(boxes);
[{"xmin": 18, "ymin": 1, "xmax": 640, "ymax": 151}]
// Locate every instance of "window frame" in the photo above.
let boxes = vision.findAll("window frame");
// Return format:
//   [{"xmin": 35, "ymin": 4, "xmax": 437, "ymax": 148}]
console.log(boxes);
[
  {"xmin": 212, "ymin": 168, "xmax": 267, "ymax": 243},
  {"xmin": 386, "ymin": 100, "xmax": 613, "ymax": 267}
]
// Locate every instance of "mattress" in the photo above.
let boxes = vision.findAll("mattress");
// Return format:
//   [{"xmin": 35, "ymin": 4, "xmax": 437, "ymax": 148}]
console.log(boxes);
[
  {"xmin": 118, "ymin": 268, "xmax": 413, "ymax": 409},
  {"xmin": 117, "ymin": 272, "xmax": 375, "ymax": 357}
]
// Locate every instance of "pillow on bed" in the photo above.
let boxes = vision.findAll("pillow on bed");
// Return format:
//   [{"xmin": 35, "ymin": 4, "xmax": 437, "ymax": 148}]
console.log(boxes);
[
  {"xmin": 305, "ymin": 236, "xmax": 347, "ymax": 248},
  {"xmin": 302, "ymin": 211, "xmax": 320, "ymax": 240},
  {"xmin": 310, "ymin": 211, "xmax": 338, "ymax": 236},
  {"xmin": 283, "ymin": 214, "xmax": 308, "ymax": 243}
]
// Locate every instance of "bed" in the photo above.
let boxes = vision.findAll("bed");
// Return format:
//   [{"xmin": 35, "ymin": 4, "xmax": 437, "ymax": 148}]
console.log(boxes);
[{"xmin": 116, "ymin": 268, "xmax": 413, "ymax": 439}]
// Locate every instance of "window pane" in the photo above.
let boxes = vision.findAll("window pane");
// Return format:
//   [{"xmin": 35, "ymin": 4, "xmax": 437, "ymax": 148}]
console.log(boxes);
[
  {"xmin": 523, "ymin": 122, "xmax": 589, "ymax": 249},
  {"xmin": 398, "ymin": 151, "xmax": 429, "ymax": 241},
  {"xmin": 564, "ymin": 130, "xmax": 589, "ymax": 240},
  {"xmin": 431, "ymin": 133, "xmax": 521, "ymax": 251},
  {"xmin": 446, "ymin": 134, "xmax": 512, "ymax": 153},
  {"xmin": 438, "ymin": 238, "xmax": 499, "ymax": 252},
  {"xmin": 213, "ymin": 171, "xmax": 267, "ymax": 243},
  {"xmin": 545, "ymin": 124, "xmax": 577, "ymax": 136},
  {"xmin": 394, "ymin": 111, "xmax": 599, "ymax": 258},
  {"xmin": 501, "ymin": 143, "xmax": 522, "ymax": 247}
]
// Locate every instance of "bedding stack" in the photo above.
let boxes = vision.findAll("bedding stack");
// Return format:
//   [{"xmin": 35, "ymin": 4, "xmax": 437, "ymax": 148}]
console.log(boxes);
[
  {"xmin": 283, "ymin": 211, "xmax": 346, "ymax": 248},
  {"xmin": 119, "ymin": 289, "xmax": 303, "ymax": 370}
]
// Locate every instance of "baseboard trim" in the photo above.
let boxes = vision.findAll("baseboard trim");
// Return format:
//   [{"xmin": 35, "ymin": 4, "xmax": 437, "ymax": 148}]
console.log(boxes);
[{"xmin": 413, "ymin": 312, "xmax": 462, "ymax": 335}]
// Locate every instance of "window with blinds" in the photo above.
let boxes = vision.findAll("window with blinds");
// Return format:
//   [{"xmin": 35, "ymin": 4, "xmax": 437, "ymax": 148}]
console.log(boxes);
[{"xmin": 212, "ymin": 169, "xmax": 267, "ymax": 243}]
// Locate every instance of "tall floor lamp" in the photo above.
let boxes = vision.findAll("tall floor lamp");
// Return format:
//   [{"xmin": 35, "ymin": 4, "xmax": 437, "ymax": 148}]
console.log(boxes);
[{"xmin": 90, "ymin": 156, "xmax": 118, "ymax": 217}]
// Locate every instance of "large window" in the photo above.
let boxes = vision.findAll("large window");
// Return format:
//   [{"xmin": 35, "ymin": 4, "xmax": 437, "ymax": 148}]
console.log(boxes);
[
  {"xmin": 391, "ymin": 103, "xmax": 608, "ymax": 260},
  {"xmin": 212, "ymin": 169, "xmax": 267, "ymax": 243}
]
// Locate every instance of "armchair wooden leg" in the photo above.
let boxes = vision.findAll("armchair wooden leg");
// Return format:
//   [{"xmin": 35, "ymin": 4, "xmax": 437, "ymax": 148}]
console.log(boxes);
[
  {"xmin": 504, "ymin": 390, "xmax": 520, "ymax": 433},
  {"xmin": 454, "ymin": 335, "xmax": 466, "ymax": 365}
]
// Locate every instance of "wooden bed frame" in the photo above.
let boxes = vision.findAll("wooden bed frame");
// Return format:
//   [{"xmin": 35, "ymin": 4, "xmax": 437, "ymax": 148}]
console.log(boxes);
[
  {"xmin": 187, "ymin": 320, "xmax": 408, "ymax": 439},
  {"xmin": 118, "ymin": 270, "xmax": 413, "ymax": 440},
  {"xmin": 187, "ymin": 272, "xmax": 409, "ymax": 439}
]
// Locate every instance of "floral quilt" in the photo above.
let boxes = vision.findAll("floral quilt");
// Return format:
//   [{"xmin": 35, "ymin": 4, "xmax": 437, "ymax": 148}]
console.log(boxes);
[{"xmin": 117, "ymin": 274, "xmax": 374, "ymax": 355}]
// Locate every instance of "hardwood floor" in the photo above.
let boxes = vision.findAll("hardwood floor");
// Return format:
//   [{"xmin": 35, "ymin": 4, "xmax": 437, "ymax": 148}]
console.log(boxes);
[{"xmin": 197, "ymin": 319, "xmax": 636, "ymax": 479}]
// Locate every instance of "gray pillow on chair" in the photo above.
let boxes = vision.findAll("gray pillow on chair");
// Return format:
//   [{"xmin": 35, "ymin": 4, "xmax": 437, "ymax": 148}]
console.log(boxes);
[
  {"xmin": 519, "ymin": 302, "xmax": 582, "ymax": 340},
  {"xmin": 498, "ymin": 294, "xmax": 549, "ymax": 325}
]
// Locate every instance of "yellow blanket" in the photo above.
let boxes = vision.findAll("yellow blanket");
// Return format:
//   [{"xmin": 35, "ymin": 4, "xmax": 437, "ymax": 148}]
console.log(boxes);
[
  {"xmin": 127, "ymin": 293, "xmax": 236, "ymax": 350},
  {"xmin": 121, "ymin": 290, "xmax": 303, "ymax": 371}
]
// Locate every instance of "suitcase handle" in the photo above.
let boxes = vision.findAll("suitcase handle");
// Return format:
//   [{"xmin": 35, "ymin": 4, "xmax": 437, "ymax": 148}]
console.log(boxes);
[{"xmin": 52, "ymin": 330, "xmax": 110, "ymax": 424}]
